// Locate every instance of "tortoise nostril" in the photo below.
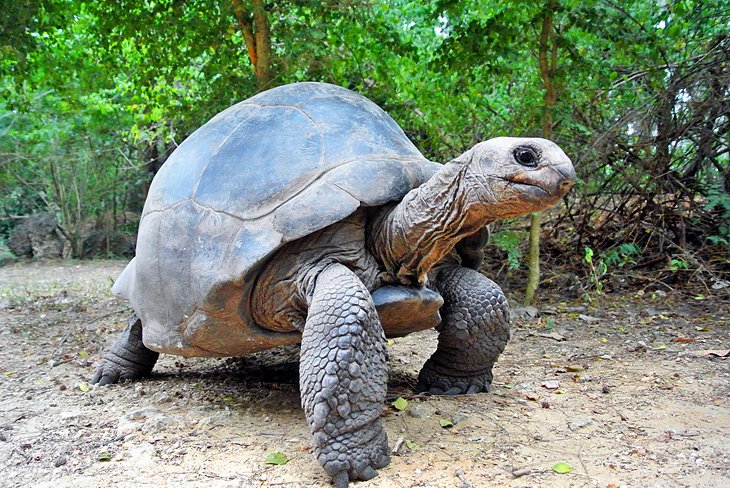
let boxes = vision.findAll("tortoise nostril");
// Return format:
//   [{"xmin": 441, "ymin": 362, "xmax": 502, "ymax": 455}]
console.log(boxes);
[{"xmin": 559, "ymin": 179, "xmax": 575, "ymax": 192}]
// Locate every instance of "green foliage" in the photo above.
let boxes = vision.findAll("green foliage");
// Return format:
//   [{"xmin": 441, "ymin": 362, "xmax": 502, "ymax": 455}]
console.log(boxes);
[
  {"xmin": 491, "ymin": 229, "xmax": 523, "ymax": 270},
  {"xmin": 405, "ymin": 439, "xmax": 420, "ymax": 450},
  {"xmin": 603, "ymin": 243, "xmax": 641, "ymax": 268},
  {"xmin": 584, "ymin": 246, "xmax": 607, "ymax": 296},
  {"xmin": 1, "ymin": 0, "xmax": 727, "ymax": 273},
  {"xmin": 391, "ymin": 397, "xmax": 408, "ymax": 411},
  {"xmin": 0, "ymin": 5, "xmax": 145, "ymax": 253},
  {"xmin": 704, "ymin": 186, "xmax": 730, "ymax": 245},
  {"xmin": 263, "ymin": 451, "xmax": 288, "ymax": 465}
]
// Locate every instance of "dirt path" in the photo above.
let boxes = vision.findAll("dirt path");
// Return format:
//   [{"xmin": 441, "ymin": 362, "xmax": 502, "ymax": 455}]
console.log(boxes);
[{"xmin": 1, "ymin": 260, "xmax": 728, "ymax": 488}]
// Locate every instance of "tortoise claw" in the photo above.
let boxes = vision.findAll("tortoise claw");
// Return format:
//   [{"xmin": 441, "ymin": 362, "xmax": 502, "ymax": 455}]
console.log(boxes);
[
  {"xmin": 90, "ymin": 361, "xmax": 121, "ymax": 386},
  {"xmin": 358, "ymin": 466, "xmax": 379, "ymax": 481},
  {"xmin": 332, "ymin": 471, "xmax": 348, "ymax": 488}
]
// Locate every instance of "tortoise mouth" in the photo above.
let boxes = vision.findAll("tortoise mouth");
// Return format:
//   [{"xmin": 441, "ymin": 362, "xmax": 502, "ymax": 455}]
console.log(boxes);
[
  {"xmin": 506, "ymin": 171, "xmax": 553, "ymax": 194},
  {"xmin": 509, "ymin": 180, "xmax": 551, "ymax": 195},
  {"xmin": 497, "ymin": 176, "xmax": 551, "ymax": 198},
  {"xmin": 505, "ymin": 168, "xmax": 574, "ymax": 199}
]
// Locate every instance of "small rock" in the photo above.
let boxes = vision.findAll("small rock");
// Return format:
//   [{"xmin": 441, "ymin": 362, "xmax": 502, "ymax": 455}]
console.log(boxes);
[
  {"xmin": 117, "ymin": 418, "xmax": 142, "ymax": 437},
  {"xmin": 120, "ymin": 442, "xmax": 156, "ymax": 466},
  {"xmin": 125, "ymin": 407, "xmax": 162, "ymax": 421},
  {"xmin": 223, "ymin": 481, "xmax": 245, "ymax": 488},
  {"xmin": 512, "ymin": 306, "xmax": 539, "ymax": 319},
  {"xmin": 452, "ymin": 414, "xmax": 469, "ymax": 425},
  {"xmin": 628, "ymin": 342, "xmax": 648, "ymax": 353},
  {"xmin": 711, "ymin": 279, "xmax": 729, "ymax": 290},
  {"xmin": 569, "ymin": 418, "xmax": 594, "ymax": 432},
  {"xmin": 118, "ymin": 407, "xmax": 169, "ymax": 437},
  {"xmin": 54, "ymin": 456, "xmax": 67, "ymax": 467},
  {"xmin": 60, "ymin": 410, "xmax": 85, "ymax": 420},
  {"xmin": 408, "ymin": 405, "xmax": 425, "ymax": 418},
  {"xmin": 144, "ymin": 416, "xmax": 172, "ymax": 434},
  {"xmin": 151, "ymin": 391, "xmax": 172, "ymax": 404},
  {"xmin": 199, "ymin": 411, "xmax": 232, "ymax": 430}
]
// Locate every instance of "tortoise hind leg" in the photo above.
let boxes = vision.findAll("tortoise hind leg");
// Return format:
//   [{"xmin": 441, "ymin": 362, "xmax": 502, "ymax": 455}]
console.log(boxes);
[
  {"xmin": 300, "ymin": 264, "xmax": 390, "ymax": 487},
  {"xmin": 91, "ymin": 312, "xmax": 159, "ymax": 386},
  {"xmin": 417, "ymin": 265, "xmax": 510, "ymax": 395}
]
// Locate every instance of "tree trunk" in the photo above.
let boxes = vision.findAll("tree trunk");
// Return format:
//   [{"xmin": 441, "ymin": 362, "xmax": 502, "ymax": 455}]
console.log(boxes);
[
  {"xmin": 231, "ymin": 0, "xmax": 273, "ymax": 90},
  {"xmin": 524, "ymin": 212, "xmax": 542, "ymax": 306},
  {"xmin": 252, "ymin": 0, "xmax": 272, "ymax": 88},
  {"xmin": 525, "ymin": 0, "xmax": 558, "ymax": 307},
  {"xmin": 140, "ymin": 138, "xmax": 160, "ymax": 203}
]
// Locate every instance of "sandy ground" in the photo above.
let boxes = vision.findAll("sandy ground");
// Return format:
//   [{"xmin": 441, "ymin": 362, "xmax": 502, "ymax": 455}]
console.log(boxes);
[{"xmin": 0, "ymin": 259, "xmax": 728, "ymax": 488}]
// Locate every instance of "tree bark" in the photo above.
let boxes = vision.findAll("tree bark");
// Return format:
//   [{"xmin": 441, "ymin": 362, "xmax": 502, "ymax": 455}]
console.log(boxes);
[
  {"xmin": 231, "ymin": 0, "xmax": 273, "ymax": 90},
  {"xmin": 524, "ymin": 212, "xmax": 542, "ymax": 306},
  {"xmin": 525, "ymin": 0, "xmax": 558, "ymax": 307},
  {"xmin": 252, "ymin": 0, "xmax": 272, "ymax": 87}
]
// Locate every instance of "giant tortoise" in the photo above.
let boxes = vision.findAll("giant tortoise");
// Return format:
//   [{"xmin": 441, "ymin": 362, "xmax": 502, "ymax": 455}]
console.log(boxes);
[{"xmin": 92, "ymin": 82, "xmax": 575, "ymax": 486}]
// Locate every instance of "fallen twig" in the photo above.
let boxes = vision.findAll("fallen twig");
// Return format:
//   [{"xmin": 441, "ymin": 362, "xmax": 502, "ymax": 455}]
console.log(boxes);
[
  {"xmin": 88, "ymin": 307, "xmax": 129, "ymax": 325},
  {"xmin": 392, "ymin": 436, "xmax": 404, "ymax": 454}
]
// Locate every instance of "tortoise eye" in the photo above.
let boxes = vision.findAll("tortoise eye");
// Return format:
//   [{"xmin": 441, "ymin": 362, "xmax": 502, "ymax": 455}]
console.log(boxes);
[{"xmin": 514, "ymin": 147, "xmax": 539, "ymax": 167}]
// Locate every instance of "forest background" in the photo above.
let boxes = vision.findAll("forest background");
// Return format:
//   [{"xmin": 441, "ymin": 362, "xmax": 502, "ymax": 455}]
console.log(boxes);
[{"xmin": 1, "ymin": 0, "xmax": 728, "ymax": 302}]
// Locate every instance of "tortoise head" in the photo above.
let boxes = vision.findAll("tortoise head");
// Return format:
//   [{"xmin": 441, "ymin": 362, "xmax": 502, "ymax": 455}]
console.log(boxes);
[{"xmin": 459, "ymin": 137, "xmax": 575, "ymax": 218}]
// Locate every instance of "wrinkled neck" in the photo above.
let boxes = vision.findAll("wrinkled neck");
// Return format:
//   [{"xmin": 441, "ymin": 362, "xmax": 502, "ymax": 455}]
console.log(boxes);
[{"xmin": 368, "ymin": 159, "xmax": 493, "ymax": 285}]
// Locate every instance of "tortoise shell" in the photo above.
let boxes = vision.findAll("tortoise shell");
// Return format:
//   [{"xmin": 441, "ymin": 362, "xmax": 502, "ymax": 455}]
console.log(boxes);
[{"xmin": 113, "ymin": 82, "xmax": 439, "ymax": 356}]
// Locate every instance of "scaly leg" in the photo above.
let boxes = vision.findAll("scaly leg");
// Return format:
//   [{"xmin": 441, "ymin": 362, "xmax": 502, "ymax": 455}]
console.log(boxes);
[
  {"xmin": 300, "ymin": 264, "xmax": 390, "ymax": 487},
  {"xmin": 417, "ymin": 265, "xmax": 509, "ymax": 395},
  {"xmin": 91, "ymin": 312, "xmax": 159, "ymax": 385}
]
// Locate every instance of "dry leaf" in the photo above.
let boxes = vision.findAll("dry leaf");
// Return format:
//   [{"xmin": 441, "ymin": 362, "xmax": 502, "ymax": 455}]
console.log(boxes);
[
  {"xmin": 534, "ymin": 331, "xmax": 566, "ymax": 341},
  {"xmin": 691, "ymin": 350, "xmax": 730, "ymax": 359},
  {"xmin": 578, "ymin": 314, "xmax": 601, "ymax": 322}
]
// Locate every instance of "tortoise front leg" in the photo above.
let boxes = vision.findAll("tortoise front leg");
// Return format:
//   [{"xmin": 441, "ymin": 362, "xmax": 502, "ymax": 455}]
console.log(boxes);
[
  {"xmin": 300, "ymin": 264, "xmax": 390, "ymax": 487},
  {"xmin": 91, "ymin": 312, "xmax": 159, "ymax": 386},
  {"xmin": 455, "ymin": 226, "xmax": 490, "ymax": 270},
  {"xmin": 417, "ymin": 265, "xmax": 510, "ymax": 394}
]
